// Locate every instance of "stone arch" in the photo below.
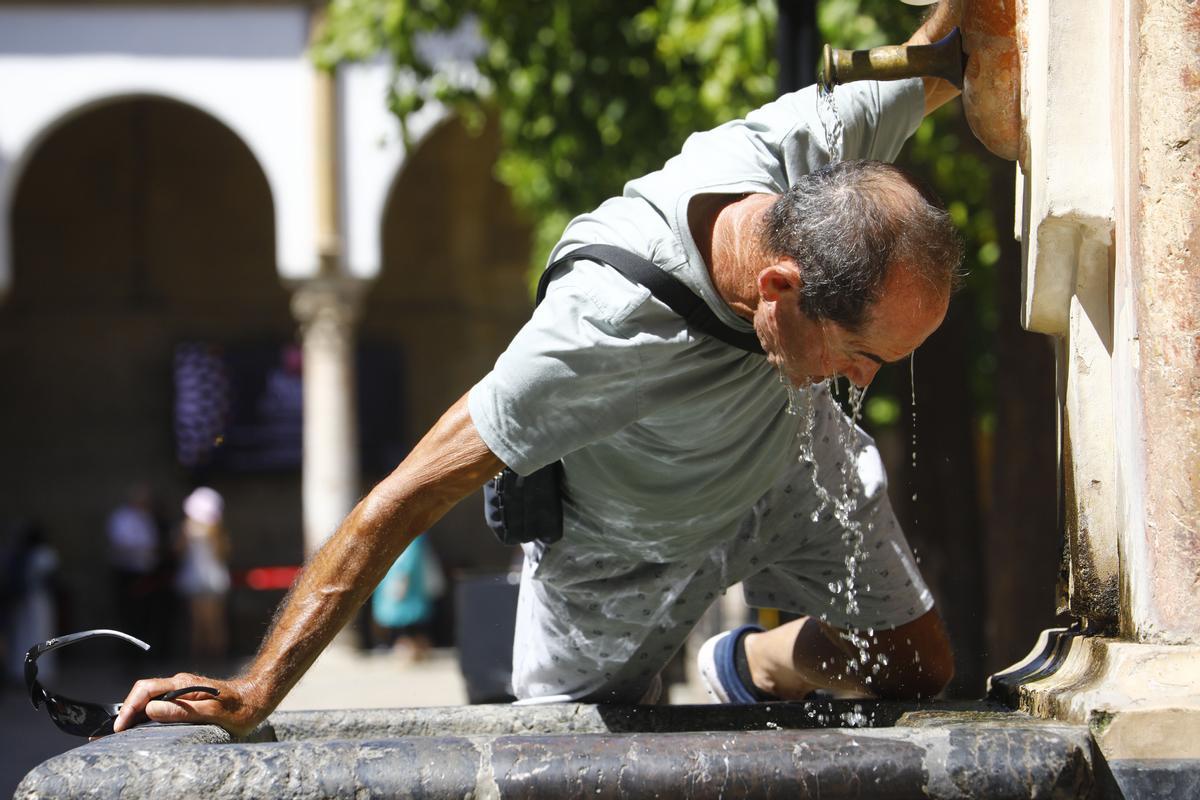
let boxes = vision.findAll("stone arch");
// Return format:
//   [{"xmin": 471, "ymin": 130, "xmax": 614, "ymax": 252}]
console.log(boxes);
[
  {"xmin": 6, "ymin": 94, "xmax": 283, "ymax": 310},
  {"xmin": 1, "ymin": 90, "xmax": 286, "ymax": 301},
  {"xmin": 0, "ymin": 95, "xmax": 301, "ymax": 642}
]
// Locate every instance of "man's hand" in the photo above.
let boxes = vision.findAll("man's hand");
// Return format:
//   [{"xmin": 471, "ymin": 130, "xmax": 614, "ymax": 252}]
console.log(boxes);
[{"xmin": 113, "ymin": 674, "xmax": 264, "ymax": 738}]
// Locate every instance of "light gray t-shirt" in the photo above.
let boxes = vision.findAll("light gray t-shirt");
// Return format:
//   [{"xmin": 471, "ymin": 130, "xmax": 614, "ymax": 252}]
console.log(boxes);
[{"xmin": 468, "ymin": 79, "xmax": 925, "ymax": 564}]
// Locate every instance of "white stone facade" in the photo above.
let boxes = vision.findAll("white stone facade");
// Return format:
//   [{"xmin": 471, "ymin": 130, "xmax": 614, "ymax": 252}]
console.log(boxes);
[
  {"xmin": 0, "ymin": 3, "xmax": 452, "ymax": 294},
  {"xmin": 0, "ymin": 2, "xmax": 460, "ymax": 556}
]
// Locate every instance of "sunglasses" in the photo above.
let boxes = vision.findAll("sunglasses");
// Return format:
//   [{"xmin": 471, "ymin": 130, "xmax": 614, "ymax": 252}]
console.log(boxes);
[{"xmin": 25, "ymin": 629, "xmax": 219, "ymax": 738}]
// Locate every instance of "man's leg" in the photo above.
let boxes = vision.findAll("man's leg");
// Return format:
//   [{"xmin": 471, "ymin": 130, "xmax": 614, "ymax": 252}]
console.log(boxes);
[
  {"xmin": 743, "ymin": 607, "xmax": 954, "ymax": 700},
  {"xmin": 512, "ymin": 540, "xmax": 723, "ymax": 704},
  {"xmin": 718, "ymin": 388, "xmax": 954, "ymax": 702}
]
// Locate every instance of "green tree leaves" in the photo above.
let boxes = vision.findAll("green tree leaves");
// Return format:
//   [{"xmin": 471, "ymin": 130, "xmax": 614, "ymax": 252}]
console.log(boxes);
[{"xmin": 317, "ymin": 0, "xmax": 777, "ymax": 270}]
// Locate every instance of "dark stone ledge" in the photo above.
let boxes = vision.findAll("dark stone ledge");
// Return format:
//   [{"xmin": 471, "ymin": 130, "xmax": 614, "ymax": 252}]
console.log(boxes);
[
  {"xmin": 1101, "ymin": 759, "xmax": 1200, "ymax": 800},
  {"xmin": 15, "ymin": 704, "xmax": 1096, "ymax": 800}
]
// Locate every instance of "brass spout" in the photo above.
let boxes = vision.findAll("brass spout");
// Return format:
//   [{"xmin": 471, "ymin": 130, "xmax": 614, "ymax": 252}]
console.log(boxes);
[{"xmin": 820, "ymin": 27, "xmax": 964, "ymax": 92}]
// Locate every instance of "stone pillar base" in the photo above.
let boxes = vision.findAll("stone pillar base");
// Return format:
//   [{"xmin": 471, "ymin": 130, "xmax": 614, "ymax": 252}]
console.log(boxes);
[{"xmin": 990, "ymin": 629, "xmax": 1200, "ymax": 762}]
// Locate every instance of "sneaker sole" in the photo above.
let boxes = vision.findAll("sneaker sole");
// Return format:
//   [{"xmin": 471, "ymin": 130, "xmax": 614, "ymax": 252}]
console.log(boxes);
[{"xmin": 696, "ymin": 632, "xmax": 733, "ymax": 704}]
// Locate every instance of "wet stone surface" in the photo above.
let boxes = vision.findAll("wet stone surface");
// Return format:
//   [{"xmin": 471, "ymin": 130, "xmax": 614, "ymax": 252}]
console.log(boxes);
[
  {"xmin": 1104, "ymin": 759, "xmax": 1200, "ymax": 800},
  {"xmin": 15, "ymin": 702, "xmax": 1098, "ymax": 799},
  {"xmin": 270, "ymin": 699, "xmax": 1001, "ymax": 740}
]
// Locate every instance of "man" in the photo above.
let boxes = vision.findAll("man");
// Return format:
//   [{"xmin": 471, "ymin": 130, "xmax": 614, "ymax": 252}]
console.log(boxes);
[{"xmin": 116, "ymin": 1, "xmax": 963, "ymax": 735}]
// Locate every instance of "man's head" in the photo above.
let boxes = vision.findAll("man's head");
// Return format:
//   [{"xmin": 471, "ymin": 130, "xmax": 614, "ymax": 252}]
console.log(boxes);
[{"xmin": 752, "ymin": 160, "xmax": 963, "ymax": 387}]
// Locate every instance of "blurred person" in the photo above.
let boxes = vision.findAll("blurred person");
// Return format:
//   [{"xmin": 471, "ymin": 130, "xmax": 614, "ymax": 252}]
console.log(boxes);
[
  {"xmin": 175, "ymin": 487, "xmax": 231, "ymax": 663},
  {"xmin": 3, "ymin": 521, "xmax": 59, "ymax": 685},
  {"xmin": 107, "ymin": 483, "xmax": 162, "ymax": 642},
  {"xmin": 370, "ymin": 533, "xmax": 441, "ymax": 664},
  {"xmin": 118, "ymin": 2, "xmax": 964, "ymax": 733}
]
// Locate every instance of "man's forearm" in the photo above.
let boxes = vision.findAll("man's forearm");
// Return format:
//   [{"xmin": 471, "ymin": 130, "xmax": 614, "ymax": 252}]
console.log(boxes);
[
  {"xmin": 907, "ymin": 0, "xmax": 960, "ymax": 47},
  {"xmin": 238, "ymin": 393, "xmax": 503, "ymax": 717},
  {"xmin": 236, "ymin": 498, "xmax": 419, "ymax": 713}
]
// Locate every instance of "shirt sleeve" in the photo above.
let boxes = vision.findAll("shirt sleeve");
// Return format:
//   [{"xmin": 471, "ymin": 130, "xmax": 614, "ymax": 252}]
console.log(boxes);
[
  {"xmin": 627, "ymin": 78, "xmax": 927, "ymax": 199},
  {"xmin": 468, "ymin": 260, "xmax": 670, "ymax": 476}
]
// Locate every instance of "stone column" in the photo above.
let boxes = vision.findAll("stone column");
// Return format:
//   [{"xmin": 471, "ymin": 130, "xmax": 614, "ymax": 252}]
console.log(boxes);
[
  {"xmin": 988, "ymin": 0, "xmax": 1200, "ymax": 768},
  {"xmin": 292, "ymin": 279, "xmax": 363, "ymax": 556},
  {"xmin": 291, "ymin": 3, "xmax": 363, "ymax": 558},
  {"xmin": 1118, "ymin": 0, "xmax": 1200, "ymax": 645}
]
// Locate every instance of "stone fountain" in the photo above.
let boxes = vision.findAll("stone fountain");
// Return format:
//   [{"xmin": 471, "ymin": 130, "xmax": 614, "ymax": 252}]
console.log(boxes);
[{"xmin": 16, "ymin": 2, "xmax": 1200, "ymax": 797}]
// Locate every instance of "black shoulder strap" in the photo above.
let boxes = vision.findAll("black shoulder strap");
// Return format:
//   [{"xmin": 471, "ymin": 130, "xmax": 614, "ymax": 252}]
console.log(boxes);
[{"xmin": 535, "ymin": 243, "xmax": 765, "ymax": 355}]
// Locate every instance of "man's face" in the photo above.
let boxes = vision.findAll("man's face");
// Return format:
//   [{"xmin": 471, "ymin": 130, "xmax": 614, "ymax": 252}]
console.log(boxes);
[{"xmin": 754, "ymin": 262, "xmax": 948, "ymax": 388}]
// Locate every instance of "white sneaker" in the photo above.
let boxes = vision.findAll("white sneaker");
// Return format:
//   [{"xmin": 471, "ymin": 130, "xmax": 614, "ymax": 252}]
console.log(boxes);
[{"xmin": 696, "ymin": 625, "xmax": 764, "ymax": 704}]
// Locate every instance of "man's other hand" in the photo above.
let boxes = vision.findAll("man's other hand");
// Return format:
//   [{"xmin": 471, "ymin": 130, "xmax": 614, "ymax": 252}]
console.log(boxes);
[{"xmin": 113, "ymin": 673, "xmax": 264, "ymax": 738}]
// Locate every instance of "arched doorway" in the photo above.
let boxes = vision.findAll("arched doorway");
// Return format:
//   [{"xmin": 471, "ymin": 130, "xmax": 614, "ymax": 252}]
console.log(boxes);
[{"xmin": 1, "ymin": 97, "xmax": 301, "ymax": 653}]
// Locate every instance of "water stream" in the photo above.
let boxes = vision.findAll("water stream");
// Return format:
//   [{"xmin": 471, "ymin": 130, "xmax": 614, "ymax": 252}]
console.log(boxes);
[
  {"xmin": 816, "ymin": 82, "xmax": 844, "ymax": 164},
  {"xmin": 910, "ymin": 353, "xmax": 919, "ymax": 504},
  {"xmin": 785, "ymin": 376, "xmax": 888, "ymax": 710},
  {"xmin": 774, "ymin": 85, "xmax": 917, "ymax": 723}
]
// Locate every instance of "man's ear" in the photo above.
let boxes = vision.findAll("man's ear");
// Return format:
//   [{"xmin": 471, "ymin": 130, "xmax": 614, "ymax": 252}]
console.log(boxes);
[{"xmin": 757, "ymin": 261, "xmax": 801, "ymax": 303}]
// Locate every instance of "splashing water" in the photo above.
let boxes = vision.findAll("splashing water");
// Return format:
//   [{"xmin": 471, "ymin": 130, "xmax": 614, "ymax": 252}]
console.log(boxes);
[
  {"xmin": 770, "ymin": 63, "xmax": 918, "ymax": 684},
  {"xmin": 840, "ymin": 703, "xmax": 869, "ymax": 728},
  {"xmin": 777, "ymin": 366, "xmax": 804, "ymax": 415},
  {"xmin": 791, "ymin": 376, "xmax": 899, "ymax": 696},
  {"xmin": 800, "ymin": 379, "xmax": 868, "ymax": 612}
]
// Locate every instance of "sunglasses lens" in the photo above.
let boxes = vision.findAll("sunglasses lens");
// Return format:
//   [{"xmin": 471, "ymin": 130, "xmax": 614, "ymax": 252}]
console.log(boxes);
[
  {"xmin": 24, "ymin": 659, "xmax": 40, "ymax": 707},
  {"xmin": 46, "ymin": 697, "xmax": 114, "ymax": 738}
]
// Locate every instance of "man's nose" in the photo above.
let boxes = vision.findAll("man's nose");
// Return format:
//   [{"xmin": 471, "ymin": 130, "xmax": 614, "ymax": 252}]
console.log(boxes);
[{"xmin": 843, "ymin": 359, "xmax": 880, "ymax": 388}]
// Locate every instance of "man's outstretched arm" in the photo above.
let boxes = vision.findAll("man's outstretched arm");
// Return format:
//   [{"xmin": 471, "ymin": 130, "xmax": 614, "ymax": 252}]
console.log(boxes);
[{"xmin": 114, "ymin": 392, "xmax": 503, "ymax": 737}]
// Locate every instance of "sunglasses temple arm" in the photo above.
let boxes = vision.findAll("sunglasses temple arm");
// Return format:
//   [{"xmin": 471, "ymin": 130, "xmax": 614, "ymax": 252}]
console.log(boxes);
[
  {"xmin": 153, "ymin": 686, "xmax": 220, "ymax": 702},
  {"xmin": 28, "ymin": 629, "xmax": 151, "ymax": 660}
]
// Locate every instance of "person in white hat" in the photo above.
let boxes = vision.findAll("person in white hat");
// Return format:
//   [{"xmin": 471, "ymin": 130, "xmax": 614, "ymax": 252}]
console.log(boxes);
[{"xmin": 175, "ymin": 487, "xmax": 231, "ymax": 662}]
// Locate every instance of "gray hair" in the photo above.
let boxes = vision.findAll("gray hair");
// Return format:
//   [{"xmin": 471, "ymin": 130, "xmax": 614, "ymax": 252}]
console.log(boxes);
[{"xmin": 760, "ymin": 160, "xmax": 964, "ymax": 331}]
